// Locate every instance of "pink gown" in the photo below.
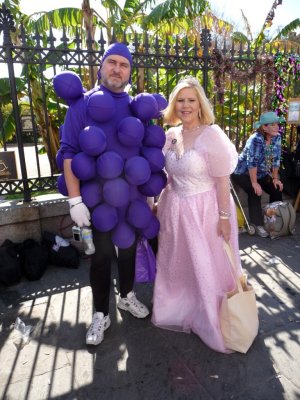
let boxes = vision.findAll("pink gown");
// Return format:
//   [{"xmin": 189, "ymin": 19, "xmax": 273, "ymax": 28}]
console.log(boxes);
[{"xmin": 151, "ymin": 124, "xmax": 242, "ymax": 353}]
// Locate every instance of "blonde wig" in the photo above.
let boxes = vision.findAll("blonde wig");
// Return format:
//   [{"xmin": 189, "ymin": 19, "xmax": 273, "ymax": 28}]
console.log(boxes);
[{"xmin": 163, "ymin": 76, "xmax": 215, "ymax": 126}]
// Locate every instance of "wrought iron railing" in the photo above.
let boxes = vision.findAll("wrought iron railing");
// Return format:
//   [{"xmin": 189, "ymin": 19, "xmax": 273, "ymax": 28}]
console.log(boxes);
[{"xmin": 0, "ymin": 3, "xmax": 299, "ymax": 201}]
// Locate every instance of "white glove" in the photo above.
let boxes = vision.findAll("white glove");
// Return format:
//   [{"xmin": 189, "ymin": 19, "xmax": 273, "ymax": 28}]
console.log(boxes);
[{"xmin": 68, "ymin": 196, "xmax": 91, "ymax": 227}]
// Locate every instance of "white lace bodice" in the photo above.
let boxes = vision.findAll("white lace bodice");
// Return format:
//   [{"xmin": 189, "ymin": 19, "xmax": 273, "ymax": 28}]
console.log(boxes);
[
  {"xmin": 163, "ymin": 124, "xmax": 238, "ymax": 198},
  {"xmin": 165, "ymin": 148, "xmax": 214, "ymax": 197}
]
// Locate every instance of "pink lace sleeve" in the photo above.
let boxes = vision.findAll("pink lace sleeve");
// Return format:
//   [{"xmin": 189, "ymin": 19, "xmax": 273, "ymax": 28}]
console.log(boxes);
[{"xmin": 198, "ymin": 125, "xmax": 238, "ymax": 177}]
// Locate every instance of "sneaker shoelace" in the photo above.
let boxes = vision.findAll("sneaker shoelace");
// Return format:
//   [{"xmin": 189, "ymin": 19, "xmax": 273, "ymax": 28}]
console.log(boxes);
[
  {"xmin": 89, "ymin": 316, "xmax": 105, "ymax": 334},
  {"xmin": 128, "ymin": 295, "xmax": 144, "ymax": 310}
]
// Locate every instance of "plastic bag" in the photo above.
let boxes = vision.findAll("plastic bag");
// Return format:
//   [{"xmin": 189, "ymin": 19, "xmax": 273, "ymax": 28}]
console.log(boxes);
[
  {"xmin": 14, "ymin": 317, "xmax": 33, "ymax": 345},
  {"xmin": 135, "ymin": 237, "xmax": 156, "ymax": 283}
]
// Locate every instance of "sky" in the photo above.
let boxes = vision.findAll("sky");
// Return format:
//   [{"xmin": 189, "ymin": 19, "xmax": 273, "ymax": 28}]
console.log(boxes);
[
  {"xmin": 0, "ymin": 0, "xmax": 295, "ymax": 78},
  {"xmin": 18, "ymin": 0, "xmax": 300, "ymax": 37}
]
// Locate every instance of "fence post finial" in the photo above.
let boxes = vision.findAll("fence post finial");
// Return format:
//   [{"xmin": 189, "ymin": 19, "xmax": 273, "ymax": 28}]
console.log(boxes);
[{"xmin": 0, "ymin": 3, "xmax": 16, "ymax": 45}]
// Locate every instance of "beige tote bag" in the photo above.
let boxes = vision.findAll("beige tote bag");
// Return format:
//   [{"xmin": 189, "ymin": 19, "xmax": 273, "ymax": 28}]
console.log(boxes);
[{"xmin": 220, "ymin": 242, "xmax": 259, "ymax": 353}]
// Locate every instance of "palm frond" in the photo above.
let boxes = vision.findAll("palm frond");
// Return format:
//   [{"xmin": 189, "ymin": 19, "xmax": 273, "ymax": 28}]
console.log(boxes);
[{"xmin": 273, "ymin": 18, "xmax": 300, "ymax": 40}]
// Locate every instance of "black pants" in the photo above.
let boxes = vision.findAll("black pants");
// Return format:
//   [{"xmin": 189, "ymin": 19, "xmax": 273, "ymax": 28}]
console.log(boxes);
[
  {"xmin": 231, "ymin": 173, "xmax": 282, "ymax": 226},
  {"xmin": 90, "ymin": 228, "xmax": 136, "ymax": 315}
]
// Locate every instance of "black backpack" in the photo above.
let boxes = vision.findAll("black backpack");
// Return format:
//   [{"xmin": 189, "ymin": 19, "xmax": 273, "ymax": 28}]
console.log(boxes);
[
  {"xmin": 0, "ymin": 239, "xmax": 22, "ymax": 286},
  {"xmin": 42, "ymin": 231, "xmax": 80, "ymax": 269},
  {"xmin": 16, "ymin": 239, "xmax": 49, "ymax": 281}
]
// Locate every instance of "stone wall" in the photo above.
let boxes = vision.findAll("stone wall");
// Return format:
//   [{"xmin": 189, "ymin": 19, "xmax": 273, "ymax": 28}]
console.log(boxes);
[{"xmin": 0, "ymin": 194, "xmax": 73, "ymax": 244}]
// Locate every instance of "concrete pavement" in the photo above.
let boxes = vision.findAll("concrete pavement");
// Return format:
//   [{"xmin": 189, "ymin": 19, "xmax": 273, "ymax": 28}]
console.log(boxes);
[{"xmin": 0, "ymin": 219, "xmax": 300, "ymax": 400}]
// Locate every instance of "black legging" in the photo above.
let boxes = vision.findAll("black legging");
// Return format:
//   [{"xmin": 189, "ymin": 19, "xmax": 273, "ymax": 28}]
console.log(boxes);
[
  {"xmin": 231, "ymin": 173, "xmax": 282, "ymax": 226},
  {"xmin": 90, "ymin": 228, "xmax": 136, "ymax": 315}
]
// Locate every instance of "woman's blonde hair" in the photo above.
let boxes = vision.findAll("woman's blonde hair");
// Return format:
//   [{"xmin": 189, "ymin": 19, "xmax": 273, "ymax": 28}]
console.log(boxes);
[{"xmin": 163, "ymin": 76, "xmax": 215, "ymax": 126}]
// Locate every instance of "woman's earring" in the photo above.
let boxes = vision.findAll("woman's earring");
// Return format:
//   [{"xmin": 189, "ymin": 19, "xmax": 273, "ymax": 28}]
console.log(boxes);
[{"xmin": 198, "ymin": 109, "xmax": 201, "ymax": 119}]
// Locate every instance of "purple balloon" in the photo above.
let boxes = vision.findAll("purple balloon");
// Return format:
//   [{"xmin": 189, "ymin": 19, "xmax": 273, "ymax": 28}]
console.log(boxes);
[
  {"xmin": 56, "ymin": 149, "xmax": 64, "ymax": 171},
  {"xmin": 141, "ymin": 146, "xmax": 165, "ymax": 172},
  {"xmin": 97, "ymin": 151, "xmax": 124, "ymax": 179},
  {"xmin": 127, "ymin": 199, "xmax": 153, "ymax": 229},
  {"xmin": 124, "ymin": 156, "xmax": 151, "ymax": 185},
  {"xmin": 140, "ymin": 215, "xmax": 160, "ymax": 239},
  {"xmin": 117, "ymin": 116, "xmax": 145, "ymax": 147},
  {"xmin": 92, "ymin": 203, "xmax": 118, "ymax": 232},
  {"xmin": 79, "ymin": 126, "xmax": 107, "ymax": 156},
  {"xmin": 138, "ymin": 171, "xmax": 167, "ymax": 196},
  {"xmin": 53, "ymin": 71, "xmax": 83, "ymax": 100},
  {"xmin": 112, "ymin": 222, "xmax": 136, "ymax": 249},
  {"xmin": 87, "ymin": 91, "xmax": 116, "ymax": 122},
  {"xmin": 71, "ymin": 152, "xmax": 97, "ymax": 181},
  {"xmin": 103, "ymin": 178, "xmax": 130, "ymax": 208},
  {"xmin": 152, "ymin": 93, "xmax": 168, "ymax": 119},
  {"xmin": 57, "ymin": 174, "xmax": 68, "ymax": 196},
  {"xmin": 81, "ymin": 180, "xmax": 102, "ymax": 208},
  {"xmin": 143, "ymin": 125, "xmax": 166, "ymax": 148},
  {"xmin": 129, "ymin": 184, "xmax": 140, "ymax": 200},
  {"xmin": 130, "ymin": 93, "xmax": 158, "ymax": 121}
]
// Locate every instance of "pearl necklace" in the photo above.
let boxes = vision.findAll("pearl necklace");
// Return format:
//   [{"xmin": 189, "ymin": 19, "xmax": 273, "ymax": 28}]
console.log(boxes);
[{"xmin": 181, "ymin": 125, "xmax": 201, "ymax": 134}]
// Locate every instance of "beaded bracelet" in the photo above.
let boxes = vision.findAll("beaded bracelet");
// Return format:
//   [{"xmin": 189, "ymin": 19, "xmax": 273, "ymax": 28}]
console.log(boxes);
[{"xmin": 219, "ymin": 210, "xmax": 231, "ymax": 217}]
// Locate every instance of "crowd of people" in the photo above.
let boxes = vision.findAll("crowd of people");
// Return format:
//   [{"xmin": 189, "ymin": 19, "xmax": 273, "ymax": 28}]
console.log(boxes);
[{"xmin": 57, "ymin": 42, "xmax": 287, "ymax": 353}]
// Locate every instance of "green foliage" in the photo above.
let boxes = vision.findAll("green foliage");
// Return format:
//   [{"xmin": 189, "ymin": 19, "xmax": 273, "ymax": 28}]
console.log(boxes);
[
  {"xmin": 0, "ymin": 77, "xmax": 26, "ymax": 145},
  {"xmin": 142, "ymin": 0, "xmax": 208, "ymax": 34},
  {"xmin": 24, "ymin": 8, "xmax": 82, "ymax": 29},
  {"xmin": 0, "ymin": 105, "xmax": 15, "ymax": 144},
  {"xmin": 0, "ymin": 77, "xmax": 26, "ymax": 105}
]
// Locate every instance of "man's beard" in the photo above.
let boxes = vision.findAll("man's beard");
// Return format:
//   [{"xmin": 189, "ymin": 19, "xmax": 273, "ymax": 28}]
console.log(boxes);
[{"xmin": 102, "ymin": 75, "xmax": 128, "ymax": 91}]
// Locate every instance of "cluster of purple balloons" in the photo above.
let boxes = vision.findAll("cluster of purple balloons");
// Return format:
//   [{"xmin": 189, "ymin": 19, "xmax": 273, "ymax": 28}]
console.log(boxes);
[{"xmin": 54, "ymin": 71, "xmax": 168, "ymax": 248}]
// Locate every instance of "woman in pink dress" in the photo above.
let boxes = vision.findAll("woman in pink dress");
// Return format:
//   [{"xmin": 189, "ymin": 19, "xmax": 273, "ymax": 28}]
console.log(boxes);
[{"xmin": 151, "ymin": 76, "xmax": 242, "ymax": 353}]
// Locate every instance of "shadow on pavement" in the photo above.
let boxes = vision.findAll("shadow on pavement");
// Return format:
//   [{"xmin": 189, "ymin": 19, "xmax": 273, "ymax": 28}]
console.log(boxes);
[{"xmin": 0, "ymin": 223, "xmax": 299, "ymax": 399}]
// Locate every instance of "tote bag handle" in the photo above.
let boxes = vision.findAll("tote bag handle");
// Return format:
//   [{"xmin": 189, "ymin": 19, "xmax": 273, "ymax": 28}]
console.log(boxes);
[{"xmin": 223, "ymin": 241, "xmax": 243, "ymax": 293}]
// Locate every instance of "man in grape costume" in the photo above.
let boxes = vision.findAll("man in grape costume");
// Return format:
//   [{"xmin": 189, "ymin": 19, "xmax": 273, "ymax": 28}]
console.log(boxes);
[{"xmin": 54, "ymin": 42, "xmax": 167, "ymax": 346}]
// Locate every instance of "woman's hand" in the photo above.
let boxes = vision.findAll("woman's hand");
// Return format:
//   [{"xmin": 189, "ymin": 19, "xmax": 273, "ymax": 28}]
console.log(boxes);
[
  {"xmin": 273, "ymin": 178, "xmax": 283, "ymax": 191},
  {"xmin": 251, "ymin": 182, "xmax": 262, "ymax": 196},
  {"xmin": 217, "ymin": 218, "xmax": 231, "ymax": 242}
]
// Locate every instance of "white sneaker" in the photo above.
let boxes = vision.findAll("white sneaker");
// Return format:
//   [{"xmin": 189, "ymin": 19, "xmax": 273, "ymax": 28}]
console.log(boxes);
[
  {"xmin": 117, "ymin": 291, "xmax": 150, "ymax": 318},
  {"xmin": 256, "ymin": 225, "xmax": 269, "ymax": 238},
  {"xmin": 86, "ymin": 312, "xmax": 111, "ymax": 346}
]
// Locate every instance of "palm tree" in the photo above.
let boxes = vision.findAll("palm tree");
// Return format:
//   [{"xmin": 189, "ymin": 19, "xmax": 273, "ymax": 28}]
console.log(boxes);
[
  {"xmin": 145, "ymin": 0, "xmax": 234, "ymax": 43},
  {"xmin": 271, "ymin": 18, "xmax": 300, "ymax": 51},
  {"xmin": 230, "ymin": 0, "xmax": 300, "ymax": 49}
]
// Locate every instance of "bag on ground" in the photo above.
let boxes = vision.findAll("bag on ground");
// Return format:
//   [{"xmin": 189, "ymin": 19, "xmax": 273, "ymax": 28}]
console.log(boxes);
[
  {"xmin": 0, "ymin": 239, "xmax": 22, "ymax": 286},
  {"xmin": 17, "ymin": 239, "xmax": 49, "ymax": 281},
  {"xmin": 263, "ymin": 201, "xmax": 296, "ymax": 239},
  {"xmin": 42, "ymin": 231, "xmax": 80, "ymax": 269},
  {"xmin": 220, "ymin": 242, "xmax": 259, "ymax": 354},
  {"xmin": 236, "ymin": 204, "xmax": 245, "ymax": 229},
  {"xmin": 135, "ymin": 237, "xmax": 156, "ymax": 283}
]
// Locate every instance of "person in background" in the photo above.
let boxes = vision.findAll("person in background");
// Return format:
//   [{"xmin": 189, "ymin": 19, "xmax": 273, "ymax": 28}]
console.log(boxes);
[
  {"xmin": 60, "ymin": 43, "xmax": 150, "ymax": 347},
  {"xmin": 231, "ymin": 111, "xmax": 284, "ymax": 237},
  {"xmin": 151, "ymin": 76, "xmax": 242, "ymax": 353}
]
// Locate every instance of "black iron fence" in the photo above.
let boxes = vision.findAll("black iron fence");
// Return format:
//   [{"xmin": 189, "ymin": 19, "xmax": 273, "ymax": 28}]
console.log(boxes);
[{"xmin": 0, "ymin": 4, "xmax": 299, "ymax": 201}]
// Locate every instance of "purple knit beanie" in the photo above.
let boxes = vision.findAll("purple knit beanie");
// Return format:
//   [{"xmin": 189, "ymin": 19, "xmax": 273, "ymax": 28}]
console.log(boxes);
[{"xmin": 98, "ymin": 42, "xmax": 133, "ymax": 84}]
